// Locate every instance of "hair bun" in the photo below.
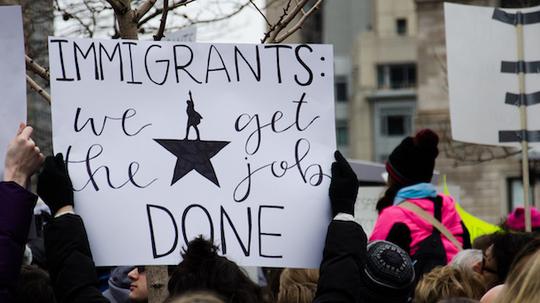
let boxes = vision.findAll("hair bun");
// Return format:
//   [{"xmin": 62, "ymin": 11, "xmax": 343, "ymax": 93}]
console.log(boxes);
[
  {"xmin": 413, "ymin": 129, "xmax": 439, "ymax": 149},
  {"xmin": 182, "ymin": 236, "xmax": 218, "ymax": 265}
]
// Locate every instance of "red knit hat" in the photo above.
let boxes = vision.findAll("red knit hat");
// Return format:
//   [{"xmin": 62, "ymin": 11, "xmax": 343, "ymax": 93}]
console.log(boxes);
[
  {"xmin": 505, "ymin": 207, "xmax": 540, "ymax": 231},
  {"xmin": 385, "ymin": 129, "xmax": 439, "ymax": 186}
]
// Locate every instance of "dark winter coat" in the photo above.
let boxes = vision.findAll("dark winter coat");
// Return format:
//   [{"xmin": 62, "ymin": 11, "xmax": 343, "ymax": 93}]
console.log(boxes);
[
  {"xmin": 0, "ymin": 181, "xmax": 37, "ymax": 302},
  {"xmin": 44, "ymin": 214, "xmax": 109, "ymax": 303}
]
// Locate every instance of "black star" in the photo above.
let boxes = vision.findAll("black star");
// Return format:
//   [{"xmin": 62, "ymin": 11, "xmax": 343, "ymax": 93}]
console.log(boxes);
[{"xmin": 154, "ymin": 139, "xmax": 230, "ymax": 187}]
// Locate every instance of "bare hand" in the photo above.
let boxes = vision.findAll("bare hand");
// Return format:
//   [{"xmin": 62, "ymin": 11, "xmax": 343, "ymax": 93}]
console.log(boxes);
[{"xmin": 4, "ymin": 123, "xmax": 45, "ymax": 187}]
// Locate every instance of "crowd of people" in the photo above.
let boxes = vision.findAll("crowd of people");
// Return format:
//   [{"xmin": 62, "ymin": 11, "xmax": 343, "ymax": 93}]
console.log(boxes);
[{"xmin": 2, "ymin": 123, "xmax": 540, "ymax": 303}]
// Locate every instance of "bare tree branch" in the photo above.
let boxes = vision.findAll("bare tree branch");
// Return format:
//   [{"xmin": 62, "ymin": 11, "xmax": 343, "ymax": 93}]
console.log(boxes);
[
  {"xmin": 137, "ymin": 0, "xmax": 195, "ymax": 27},
  {"xmin": 105, "ymin": 0, "xmax": 128, "ymax": 14},
  {"xmin": 261, "ymin": 0, "xmax": 292, "ymax": 43},
  {"xmin": 26, "ymin": 55, "xmax": 50, "ymax": 81},
  {"xmin": 26, "ymin": 75, "xmax": 51, "ymax": 104},
  {"xmin": 275, "ymin": 0, "xmax": 322, "ymax": 43},
  {"xmin": 249, "ymin": 0, "xmax": 270, "ymax": 27},
  {"xmin": 153, "ymin": 0, "xmax": 169, "ymax": 40},
  {"xmin": 134, "ymin": 0, "xmax": 157, "ymax": 22}
]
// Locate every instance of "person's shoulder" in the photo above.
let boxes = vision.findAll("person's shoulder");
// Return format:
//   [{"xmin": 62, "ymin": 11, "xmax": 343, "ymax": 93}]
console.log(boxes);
[{"xmin": 380, "ymin": 205, "xmax": 408, "ymax": 218}]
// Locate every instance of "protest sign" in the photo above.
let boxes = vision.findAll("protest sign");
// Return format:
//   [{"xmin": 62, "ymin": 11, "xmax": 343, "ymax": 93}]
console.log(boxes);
[
  {"xmin": 445, "ymin": 3, "xmax": 540, "ymax": 148},
  {"xmin": 445, "ymin": 2, "xmax": 540, "ymax": 230},
  {"xmin": 0, "ymin": 6, "xmax": 26, "ymax": 179},
  {"xmin": 48, "ymin": 37, "xmax": 335, "ymax": 267}
]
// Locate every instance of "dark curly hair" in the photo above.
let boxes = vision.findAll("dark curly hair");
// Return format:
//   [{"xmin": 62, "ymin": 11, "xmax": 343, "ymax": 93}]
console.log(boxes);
[{"xmin": 167, "ymin": 236, "xmax": 266, "ymax": 303}]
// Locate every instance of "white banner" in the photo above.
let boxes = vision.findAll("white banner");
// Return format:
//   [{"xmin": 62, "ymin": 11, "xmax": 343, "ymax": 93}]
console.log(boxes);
[
  {"xmin": 48, "ymin": 37, "xmax": 335, "ymax": 267},
  {"xmin": 0, "ymin": 6, "xmax": 26, "ymax": 179},
  {"xmin": 445, "ymin": 3, "xmax": 540, "ymax": 147}
]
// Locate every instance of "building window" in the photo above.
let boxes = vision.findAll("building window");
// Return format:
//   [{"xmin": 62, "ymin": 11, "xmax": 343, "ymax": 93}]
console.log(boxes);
[
  {"xmin": 335, "ymin": 76, "xmax": 347, "ymax": 102},
  {"xmin": 381, "ymin": 114, "xmax": 409, "ymax": 136},
  {"xmin": 373, "ymin": 101, "xmax": 415, "ymax": 163},
  {"xmin": 336, "ymin": 121, "xmax": 349, "ymax": 147},
  {"xmin": 396, "ymin": 18, "xmax": 407, "ymax": 35},
  {"xmin": 507, "ymin": 177, "xmax": 539, "ymax": 211},
  {"xmin": 380, "ymin": 110, "xmax": 411, "ymax": 137},
  {"xmin": 377, "ymin": 64, "xmax": 416, "ymax": 90}
]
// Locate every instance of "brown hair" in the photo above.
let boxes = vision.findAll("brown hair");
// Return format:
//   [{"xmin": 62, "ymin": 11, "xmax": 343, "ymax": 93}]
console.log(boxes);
[
  {"xmin": 165, "ymin": 291, "xmax": 225, "ymax": 303},
  {"xmin": 276, "ymin": 269, "xmax": 319, "ymax": 303},
  {"xmin": 413, "ymin": 266, "xmax": 486, "ymax": 303}
]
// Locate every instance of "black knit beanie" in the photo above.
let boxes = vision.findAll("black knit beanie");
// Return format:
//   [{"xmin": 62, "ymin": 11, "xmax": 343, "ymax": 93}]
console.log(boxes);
[
  {"xmin": 360, "ymin": 240, "xmax": 415, "ymax": 302},
  {"xmin": 385, "ymin": 128, "xmax": 439, "ymax": 186}
]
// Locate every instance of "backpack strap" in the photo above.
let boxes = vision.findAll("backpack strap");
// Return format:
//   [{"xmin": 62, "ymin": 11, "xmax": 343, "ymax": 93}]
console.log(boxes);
[{"xmin": 400, "ymin": 201, "xmax": 463, "ymax": 252}]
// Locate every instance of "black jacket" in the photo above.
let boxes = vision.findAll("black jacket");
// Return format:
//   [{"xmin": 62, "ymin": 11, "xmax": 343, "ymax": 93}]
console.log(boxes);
[
  {"xmin": 44, "ymin": 214, "xmax": 109, "ymax": 303},
  {"xmin": 314, "ymin": 220, "xmax": 368, "ymax": 303},
  {"xmin": 314, "ymin": 220, "xmax": 412, "ymax": 303}
]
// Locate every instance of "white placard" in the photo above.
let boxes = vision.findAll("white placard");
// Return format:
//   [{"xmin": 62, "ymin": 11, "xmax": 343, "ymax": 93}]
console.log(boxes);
[
  {"xmin": 445, "ymin": 3, "xmax": 540, "ymax": 147},
  {"xmin": 355, "ymin": 187, "xmax": 384, "ymax": 237},
  {"xmin": 48, "ymin": 37, "xmax": 335, "ymax": 267},
  {"xmin": 0, "ymin": 6, "xmax": 26, "ymax": 179}
]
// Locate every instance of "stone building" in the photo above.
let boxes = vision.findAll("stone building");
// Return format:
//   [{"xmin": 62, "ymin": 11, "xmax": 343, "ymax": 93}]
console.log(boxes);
[{"xmin": 350, "ymin": 0, "xmax": 417, "ymax": 163}]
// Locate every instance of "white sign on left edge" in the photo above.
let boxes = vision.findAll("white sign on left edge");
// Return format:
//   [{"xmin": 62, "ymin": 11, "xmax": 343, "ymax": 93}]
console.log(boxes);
[
  {"xmin": 48, "ymin": 37, "xmax": 336, "ymax": 268},
  {"xmin": 0, "ymin": 6, "xmax": 26, "ymax": 179}
]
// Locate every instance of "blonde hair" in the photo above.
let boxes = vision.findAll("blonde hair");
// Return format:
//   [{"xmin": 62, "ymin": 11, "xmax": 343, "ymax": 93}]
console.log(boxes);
[
  {"xmin": 413, "ymin": 266, "xmax": 486, "ymax": 303},
  {"xmin": 494, "ymin": 250, "xmax": 540, "ymax": 303},
  {"xmin": 277, "ymin": 269, "xmax": 319, "ymax": 303}
]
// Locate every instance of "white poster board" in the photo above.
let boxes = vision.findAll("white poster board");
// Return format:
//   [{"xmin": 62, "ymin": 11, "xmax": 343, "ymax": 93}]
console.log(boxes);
[
  {"xmin": 0, "ymin": 6, "xmax": 26, "ymax": 179},
  {"xmin": 445, "ymin": 3, "xmax": 540, "ymax": 147},
  {"xmin": 48, "ymin": 37, "xmax": 335, "ymax": 268},
  {"xmin": 355, "ymin": 187, "xmax": 384, "ymax": 237}
]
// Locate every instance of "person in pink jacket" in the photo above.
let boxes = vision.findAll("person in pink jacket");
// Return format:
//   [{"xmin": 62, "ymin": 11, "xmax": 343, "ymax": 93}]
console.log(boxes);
[{"xmin": 369, "ymin": 129, "xmax": 471, "ymax": 279}]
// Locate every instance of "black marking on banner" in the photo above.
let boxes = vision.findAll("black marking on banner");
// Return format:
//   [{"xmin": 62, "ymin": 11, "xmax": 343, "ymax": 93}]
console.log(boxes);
[
  {"xmin": 492, "ymin": 9, "xmax": 540, "ymax": 25},
  {"xmin": 505, "ymin": 92, "xmax": 540, "ymax": 106},
  {"xmin": 499, "ymin": 130, "xmax": 540, "ymax": 142},
  {"xmin": 501, "ymin": 61, "xmax": 540, "ymax": 74}
]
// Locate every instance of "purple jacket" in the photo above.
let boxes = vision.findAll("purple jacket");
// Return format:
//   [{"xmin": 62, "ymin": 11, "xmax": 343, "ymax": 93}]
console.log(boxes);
[{"xmin": 0, "ymin": 181, "xmax": 37, "ymax": 301}]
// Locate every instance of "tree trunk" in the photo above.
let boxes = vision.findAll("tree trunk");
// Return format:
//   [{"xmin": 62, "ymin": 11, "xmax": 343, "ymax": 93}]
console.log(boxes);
[
  {"xmin": 146, "ymin": 266, "xmax": 169, "ymax": 303},
  {"xmin": 115, "ymin": 0, "xmax": 138, "ymax": 40}
]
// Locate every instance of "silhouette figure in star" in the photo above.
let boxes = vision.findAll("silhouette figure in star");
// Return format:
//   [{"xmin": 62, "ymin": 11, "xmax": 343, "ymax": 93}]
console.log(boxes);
[{"xmin": 185, "ymin": 91, "xmax": 203, "ymax": 140}]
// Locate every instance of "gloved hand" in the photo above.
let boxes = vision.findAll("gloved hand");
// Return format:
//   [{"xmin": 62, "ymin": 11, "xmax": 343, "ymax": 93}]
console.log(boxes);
[
  {"xmin": 37, "ymin": 153, "xmax": 73, "ymax": 215},
  {"xmin": 329, "ymin": 150, "xmax": 359, "ymax": 217}
]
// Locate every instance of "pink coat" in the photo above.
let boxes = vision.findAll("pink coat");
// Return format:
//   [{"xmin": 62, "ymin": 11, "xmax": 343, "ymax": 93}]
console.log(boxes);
[{"xmin": 369, "ymin": 194, "xmax": 464, "ymax": 263}]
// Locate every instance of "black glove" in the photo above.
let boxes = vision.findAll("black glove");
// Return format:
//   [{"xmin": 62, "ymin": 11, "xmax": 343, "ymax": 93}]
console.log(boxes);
[
  {"xmin": 329, "ymin": 150, "xmax": 359, "ymax": 217},
  {"xmin": 37, "ymin": 153, "xmax": 74, "ymax": 215}
]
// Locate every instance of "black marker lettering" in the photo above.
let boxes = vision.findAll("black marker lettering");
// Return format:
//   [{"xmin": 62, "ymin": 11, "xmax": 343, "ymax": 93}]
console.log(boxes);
[
  {"xmin": 294, "ymin": 44, "xmax": 313, "ymax": 86},
  {"xmin": 206, "ymin": 44, "xmax": 231, "ymax": 83},
  {"xmin": 144, "ymin": 44, "xmax": 170, "ymax": 85},
  {"xmin": 173, "ymin": 44, "xmax": 202, "ymax": 84},
  {"xmin": 50, "ymin": 39, "xmax": 74, "ymax": 81},
  {"xmin": 73, "ymin": 41, "xmax": 99, "ymax": 80},
  {"xmin": 234, "ymin": 45, "xmax": 261, "ymax": 82},
  {"xmin": 146, "ymin": 204, "xmax": 178, "ymax": 258},
  {"xmin": 99, "ymin": 42, "xmax": 124, "ymax": 81}
]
